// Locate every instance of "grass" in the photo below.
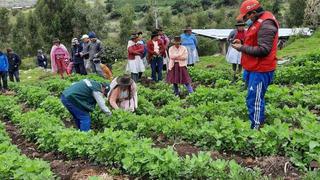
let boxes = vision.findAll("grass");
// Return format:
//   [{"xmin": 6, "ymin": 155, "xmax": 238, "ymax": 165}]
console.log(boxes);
[{"xmin": 278, "ymin": 31, "xmax": 320, "ymax": 58}]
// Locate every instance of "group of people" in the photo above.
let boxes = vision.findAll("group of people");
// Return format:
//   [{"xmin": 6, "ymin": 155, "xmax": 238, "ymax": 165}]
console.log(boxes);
[
  {"xmin": 61, "ymin": 27, "xmax": 200, "ymax": 131},
  {"xmin": 0, "ymin": 0, "xmax": 278, "ymax": 132},
  {"xmin": 126, "ymin": 27, "xmax": 198, "ymax": 95},
  {"xmin": 50, "ymin": 32, "xmax": 112, "ymax": 80},
  {"xmin": 63, "ymin": 0, "xmax": 278, "ymax": 132},
  {"xmin": 0, "ymin": 48, "xmax": 21, "ymax": 93}
]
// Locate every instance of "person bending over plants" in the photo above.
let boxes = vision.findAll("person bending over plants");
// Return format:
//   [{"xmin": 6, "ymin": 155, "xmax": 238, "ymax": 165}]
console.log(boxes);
[
  {"xmin": 108, "ymin": 75, "xmax": 138, "ymax": 112},
  {"xmin": 61, "ymin": 79, "xmax": 112, "ymax": 131}
]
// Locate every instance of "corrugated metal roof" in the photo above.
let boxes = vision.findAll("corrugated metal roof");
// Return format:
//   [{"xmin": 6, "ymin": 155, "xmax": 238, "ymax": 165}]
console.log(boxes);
[{"xmin": 193, "ymin": 28, "xmax": 313, "ymax": 40}]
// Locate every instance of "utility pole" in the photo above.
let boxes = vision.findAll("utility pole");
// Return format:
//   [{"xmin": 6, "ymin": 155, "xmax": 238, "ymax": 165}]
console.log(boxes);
[{"xmin": 154, "ymin": 0, "xmax": 159, "ymax": 29}]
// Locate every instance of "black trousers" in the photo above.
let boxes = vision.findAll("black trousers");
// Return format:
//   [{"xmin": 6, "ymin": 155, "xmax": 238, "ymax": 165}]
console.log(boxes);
[
  {"xmin": 0, "ymin": 71, "xmax": 8, "ymax": 90},
  {"xmin": 9, "ymin": 69, "xmax": 20, "ymax": 82},
  {"xmin": 74, "ymin": 63, "xmax": 87, "ymax": 75}
]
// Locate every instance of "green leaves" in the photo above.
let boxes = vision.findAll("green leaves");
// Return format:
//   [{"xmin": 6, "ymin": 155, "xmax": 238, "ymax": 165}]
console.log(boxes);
[{"xmin": 0, "ymin": 122, "xmax": 54, "ymax": 179}]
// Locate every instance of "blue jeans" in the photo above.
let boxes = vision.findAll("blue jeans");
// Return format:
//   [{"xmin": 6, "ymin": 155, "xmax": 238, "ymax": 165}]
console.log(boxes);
[
  {"xmin": 150, "ymin": 56, "xmax": 163, "ymax": 82},
  {"xmin": 243, "ymin": 70, "xmax": 274, "ymax": 129},
  {"xmin": 61, "ymin": 95, "xmax": 91, "ymax": 131}
]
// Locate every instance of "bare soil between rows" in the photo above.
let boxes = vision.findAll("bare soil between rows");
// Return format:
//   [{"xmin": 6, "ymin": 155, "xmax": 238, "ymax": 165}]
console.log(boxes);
[
  {"xmin": 2, "ymin": 119, "xmax": 129, "ymax": 180},
  {"xmin": 154, "ymin": 133, "xmax": 302, "ymax": 179}
]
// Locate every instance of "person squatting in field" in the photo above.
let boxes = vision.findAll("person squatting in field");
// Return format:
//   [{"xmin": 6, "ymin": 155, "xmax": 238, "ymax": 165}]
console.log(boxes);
[
  {"xmin": 232, "ymin": 0, "xmax": 279, "ymax": 129},
  {"xmin": 108, "ymin": 75, "xmax": 138, "ymax": 112},
  {"xmin": 61, "ymin": 79, "xmax": 112, "ymax": 131},
  {"xmin": 50, "ymin": 38, "xmax": 70, "ymax": 79},
  {"xmin": 166, "ymin": 36, "xmax": 194, "ymax": 96}
]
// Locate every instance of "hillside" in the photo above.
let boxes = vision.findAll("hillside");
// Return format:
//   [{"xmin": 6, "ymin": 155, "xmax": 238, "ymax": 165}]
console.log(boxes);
[
  {"xmin": 0, "ymin": 0, "xmax": 37, "ymax": 8},
  {"xmin": 278, "ymin": 31, "xmax": 320, "ymax": 57}
]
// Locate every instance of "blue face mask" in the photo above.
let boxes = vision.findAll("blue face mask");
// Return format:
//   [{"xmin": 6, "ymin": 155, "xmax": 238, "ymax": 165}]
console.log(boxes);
[{"xmin": 246, "ymin": 19, "xmax": 253, "ymax": 26}]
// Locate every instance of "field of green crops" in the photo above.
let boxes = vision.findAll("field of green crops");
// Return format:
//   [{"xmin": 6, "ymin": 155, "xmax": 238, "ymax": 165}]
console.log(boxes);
[{"xmin": 0, "ymin": 32, "xmax": 320, "ymax": 179}]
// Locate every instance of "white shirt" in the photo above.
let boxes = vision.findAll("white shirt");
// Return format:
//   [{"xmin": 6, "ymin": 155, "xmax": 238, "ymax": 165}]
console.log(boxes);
[{"xmin": 153, "ymin": 40, "xmax": 160, "ymax": 54}]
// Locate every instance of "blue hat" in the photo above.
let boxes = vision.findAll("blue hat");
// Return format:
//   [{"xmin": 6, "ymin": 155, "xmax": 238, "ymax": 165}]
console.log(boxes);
[{"xmin": 88, "ymin": 32, "xmax": 97, "ymax": 39}]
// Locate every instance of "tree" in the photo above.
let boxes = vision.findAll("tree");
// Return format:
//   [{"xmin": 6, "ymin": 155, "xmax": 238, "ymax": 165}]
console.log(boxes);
[
  {"xmin": 0, "ymin": 8, "xmax": 11, "ymax": 50},
  {"xmin": 11, "ymin": 12, "xmax": 29, "ymax": 56},
  {"xmin": 26, "ymin": 12, "xmax": 45, "ymax": 56},
  {"xmin": 286, "ymin": 0, "xmax": 306, "ymax": 27},
  {"xmin": 304, "ymin": 0, "xmax": 320, "ymax": 29},
  {"xmin": 34, "ymin": 0, "xmax": 89, "ymax": 46},
  {"xmin": 119, "ymin": 4, "xmax": 134, "ymax": 44},
  {"xmin": 86, "ymin": 0, "xmax": 108, "ymax": 39},
  {"xmin": 105, "ymin": 0, "xmax": 113, "ymax": 13}
]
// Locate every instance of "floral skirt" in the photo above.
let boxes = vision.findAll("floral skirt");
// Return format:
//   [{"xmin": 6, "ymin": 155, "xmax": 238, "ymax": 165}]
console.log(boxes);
[{"xmin": 166, "ymin": 63, "xmax": 192, "ymax": 84}]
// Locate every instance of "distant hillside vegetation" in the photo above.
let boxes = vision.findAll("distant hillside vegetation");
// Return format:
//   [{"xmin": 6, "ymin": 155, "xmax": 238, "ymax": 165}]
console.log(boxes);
[{"xmin": 0, "ymin": 0, "xmax": 37, "ymax": 8}]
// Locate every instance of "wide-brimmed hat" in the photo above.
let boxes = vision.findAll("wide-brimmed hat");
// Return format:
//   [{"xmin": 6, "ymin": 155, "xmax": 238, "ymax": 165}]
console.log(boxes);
[
  {"xmin": 235, "ymin": 21, "xmax": 246, "ymax": 26},
  {"xmin": 183, "ymin": 26, "xmax": 192, "ymax": 31},
  {"xmin": 171, "ymin": 36, "xmax": 181, "ymax": 44},
  {"xmin": 130, "ymin": 34, "xmax": 139, "ymax": 40},
  {"xmin": 116, "ymin": 75, "xmax": 133, "ymax": 87},
  {"xmin": 151, "ymin": 31, "xmax": 159, "ymax": 39}
]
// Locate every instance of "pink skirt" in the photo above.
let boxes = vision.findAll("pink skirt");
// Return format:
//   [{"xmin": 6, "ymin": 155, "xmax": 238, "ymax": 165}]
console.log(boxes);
[{"xmin": 166, "ymin": 63, "xmax": 192, "ymax": 84}]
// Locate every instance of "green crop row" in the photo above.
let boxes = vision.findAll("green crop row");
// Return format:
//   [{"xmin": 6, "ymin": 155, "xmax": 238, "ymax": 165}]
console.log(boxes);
[
  {"xmin": 0, "ymin": 122, "xmax": 54, "ymax": 180},
  {"xmin": 11, "ymin": 77, "xmax": 320, "ymax": 170},
  {"xmin": 0, "ymin": 95, "xmax": 264, "ymax": 179}
]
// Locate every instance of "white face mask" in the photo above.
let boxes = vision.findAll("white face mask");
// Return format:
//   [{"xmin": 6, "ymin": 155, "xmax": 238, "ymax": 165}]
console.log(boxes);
[{"xmin": 246, "ymin": 19, "xmax": 253, "ymax": 26}]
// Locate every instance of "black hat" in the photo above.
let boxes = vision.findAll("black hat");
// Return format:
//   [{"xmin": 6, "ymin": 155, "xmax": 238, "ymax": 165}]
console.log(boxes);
[
  {"xmin": 171, "ymin": 36, "xmax": 181, "ymax": 44},
  {"xmin": 130, "ymin": 34, "xmax": 139, "ymax": 40},
  {"xmin": 116, "ymin": 75, "xmax": 133, "ymax": 87},
  {"xmin": 235, "ymin": 21, "xmax": 246, "ymax": 26},
  {"xmin": 151, "ymin": 31, "xmax": 159, "ymax": 39}
]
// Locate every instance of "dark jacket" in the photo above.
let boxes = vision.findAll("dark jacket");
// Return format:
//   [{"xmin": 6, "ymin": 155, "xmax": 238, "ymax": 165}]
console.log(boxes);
[
  {"xmin": 72, "ymin": 44, "xmax": 84, "ymax": 64},
  {"xmin": 37, "ymin": 54, "xmax": 48, "ymax": 68},
  {"xmin": 62, "ymin": 79, "xmax": 103, "ymax": 112},
  {"xmin": 0, "ymin": 52, "xmax": 9, "ymax": 72},
  {"xmin": 7, "ymin": 53, "xmax": 21, "ymax": 71}
]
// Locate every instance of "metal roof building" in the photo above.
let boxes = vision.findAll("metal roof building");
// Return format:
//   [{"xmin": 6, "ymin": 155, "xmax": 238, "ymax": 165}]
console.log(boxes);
[
  {"xmin": 192, "ymin": 28, "xmax": 313, "ymax": 40},
  {"xmin": 192, "ymin": 28, "xmax": 313, "ymax": 54}
]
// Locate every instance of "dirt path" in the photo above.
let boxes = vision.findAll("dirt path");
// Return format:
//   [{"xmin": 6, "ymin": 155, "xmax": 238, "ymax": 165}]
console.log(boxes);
[{"xmin": 2, "ymin": 119, "xmax": 128, "ymax": 180}]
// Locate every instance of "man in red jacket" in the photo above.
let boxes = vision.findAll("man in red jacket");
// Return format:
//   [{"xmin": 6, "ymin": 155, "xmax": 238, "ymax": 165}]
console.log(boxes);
[
  {"xmin": 146, "ymin": 31, "xmax": 166, "ymax": 82},
  {"xmin": 232, "ymin": 0, "xmax": 279, "ymax": 129}
]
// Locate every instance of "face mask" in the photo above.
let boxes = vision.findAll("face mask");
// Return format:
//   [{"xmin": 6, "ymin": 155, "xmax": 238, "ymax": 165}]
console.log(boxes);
[{"xmin": 246, "ymin": 19, "xmax": 253, "ymax": 26}]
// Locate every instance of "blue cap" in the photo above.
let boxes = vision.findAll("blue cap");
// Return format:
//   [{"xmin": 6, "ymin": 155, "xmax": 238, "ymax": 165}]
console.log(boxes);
[{"xmin": 88, "ymin": 31, "xmax": 96, "ymax": 39}]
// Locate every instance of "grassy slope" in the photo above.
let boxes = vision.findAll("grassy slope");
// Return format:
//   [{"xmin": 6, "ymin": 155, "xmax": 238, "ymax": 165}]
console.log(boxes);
[{"xmin": 278, "ymin": 31, "xmax": 320, "ymax": 58}]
